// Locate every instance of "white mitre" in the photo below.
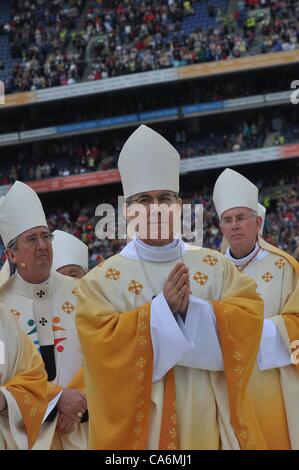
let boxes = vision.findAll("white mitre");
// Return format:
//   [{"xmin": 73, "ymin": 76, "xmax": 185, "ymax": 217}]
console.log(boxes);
[
  {"xmin": 52, "ymin": 230, "xmax": 88, "ymax": 272},
  {"xmin": 0, "ymin": 181, "xmax": 48, "ymax": 247},
  {"xmin": 118, "ymin": 124, "xmax": 180, "ymax": 198},
  {"xmin": 213, "ymin": 168, "xmax": 258, "ymax": 218}
]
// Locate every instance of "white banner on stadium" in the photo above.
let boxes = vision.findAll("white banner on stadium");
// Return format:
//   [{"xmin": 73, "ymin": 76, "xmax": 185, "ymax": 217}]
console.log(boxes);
[
  {"xmin": 223, "ymin": 95, "xmax": 264, "ymax": 109},
  {"xmin": 264, "ymin": 90, "xmax": 292, "ymax": 103},
  {"xmin": 0, "ymin": 133, "xmax": 19, "ymax": 144},
  {"xmin": 180, "ymin": 146, "xmax": 285, "ymax": 173},
  {"xmin": 19, "ymin": 127, "xmax": 57, "ymax": 139},
  {"xmin": 35, "ymin": 69, "xmax": 178, "ymax": 102}
]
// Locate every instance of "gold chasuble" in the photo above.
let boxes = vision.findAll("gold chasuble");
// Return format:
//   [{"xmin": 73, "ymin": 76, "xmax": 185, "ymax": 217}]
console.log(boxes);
[
  {"xmin": 0, "ymin": 270, "xmax": 88, "ymax": 449},
  {"xmin": 0, "ymin": 305, "xmax": 47, "ymax": 449},
  {"xmin": 213, "ymin": 168, "xmax": 299, "ymax": 449},
  {"xmin": 235, "ymin": 237, "xmax": 299, "ymax": 449},
  {"xmin": 76, "ymin": 243, "xmax": 265, "ymax": 450}
]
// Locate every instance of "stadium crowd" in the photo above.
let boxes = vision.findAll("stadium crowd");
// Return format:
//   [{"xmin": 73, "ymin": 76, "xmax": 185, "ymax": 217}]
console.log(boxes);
[
  {"xmin": 1, "ymin": 0, "xmax": 298, "ymax": 93},
  {"xmin": 4, "ymin": 0, "xmax": 85, "ymax": 93}
]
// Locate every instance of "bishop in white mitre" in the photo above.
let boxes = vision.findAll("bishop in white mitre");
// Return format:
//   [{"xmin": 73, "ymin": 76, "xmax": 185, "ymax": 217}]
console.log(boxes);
[
  {"xmin": 75, "ymin": 125, "xmax": 281, "ymax": 450},
  {"xmin": 52, "ymin": 230, "xmax": 88, "ymax": 280},
  {"xmin": 0, "ymin": 181, "xmax": 88, "ymax": 449},
  {"xmin": 213, "ymin": 168, "xmax": 299, "ymax": 449}
]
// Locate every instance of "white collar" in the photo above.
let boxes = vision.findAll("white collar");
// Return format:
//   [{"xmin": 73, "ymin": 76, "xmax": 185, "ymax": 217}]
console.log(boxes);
[
  {"xmin": 120, "ymin": 238, "xmax": 191, "ymax": 262},
  {"xmin": 226, "ymin": 242, "xmax": 268, "ymax": 267},
  {"xmin": 8, "ymin": 270, "xmax": 63, "ymax": 299},
  {"xmin": 16, "ymin": 269, "xmax": 49, "ymax": 286}
]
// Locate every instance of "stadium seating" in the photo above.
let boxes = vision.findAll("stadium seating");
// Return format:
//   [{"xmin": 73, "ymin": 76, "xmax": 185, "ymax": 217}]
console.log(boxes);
[{"xmin": 1, "ymin": 0, "xmax": 297, "ymax": 93}]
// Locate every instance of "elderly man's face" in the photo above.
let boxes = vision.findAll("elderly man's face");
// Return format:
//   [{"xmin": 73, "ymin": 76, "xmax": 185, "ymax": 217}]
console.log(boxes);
[
  {"xmin": 57, "ymin": 264, "xmax": 86, "ymax": 279},
  {"xmin": 7, "ymin": 226, "xmax": 53, "ymax": 283},
  {"xmin": 125, "ymin": 190, "xmax": 182, "ymax": 246},
  {"xmin": 220, "ymin": 207, "xmax": 262, "ymax": 258}
]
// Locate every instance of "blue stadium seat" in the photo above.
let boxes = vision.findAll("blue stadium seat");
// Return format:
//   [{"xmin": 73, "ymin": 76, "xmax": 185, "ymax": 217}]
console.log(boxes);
[{"xmin": 182, "ymin": 0, "xmax": 228, "ymax": 34}]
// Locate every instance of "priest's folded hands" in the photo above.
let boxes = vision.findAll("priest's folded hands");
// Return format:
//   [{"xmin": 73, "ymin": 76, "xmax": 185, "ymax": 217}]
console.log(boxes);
[{"xmin": 163, "ymin": 262, "xmax": 190, "ymax": 318}]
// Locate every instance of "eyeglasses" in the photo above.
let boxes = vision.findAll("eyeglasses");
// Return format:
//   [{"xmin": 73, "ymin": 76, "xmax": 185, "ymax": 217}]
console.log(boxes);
[
  {"xmin": 21, "ymin": 232, "xmax": 54, "ymax": 247},
  {"xmin": 221, "ymin": 214, "xmax": 256, "ymax": 227},
  {"xmin": 127, "ymin": 193, "xmax": 179, "ymax": 207}
]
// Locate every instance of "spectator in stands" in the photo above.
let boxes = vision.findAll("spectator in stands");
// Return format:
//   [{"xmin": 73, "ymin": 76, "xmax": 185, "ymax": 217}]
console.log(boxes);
[
  {"xmin": 183, "ymin": 0, "xmax": 194, "ymax": 15},
  {"xmin": 274, "ymin": 133, "xmax": 285, "ymax": 145}
]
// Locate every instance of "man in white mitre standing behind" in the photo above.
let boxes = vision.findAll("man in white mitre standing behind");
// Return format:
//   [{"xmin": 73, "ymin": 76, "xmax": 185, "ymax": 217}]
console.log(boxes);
[
  {"xmin": 52, "ymin": 230, "xmax": 88, "ymax": 280},
  {"xmin": 213, "ymin": 168, "xmax": 299, "ymax": 449}
]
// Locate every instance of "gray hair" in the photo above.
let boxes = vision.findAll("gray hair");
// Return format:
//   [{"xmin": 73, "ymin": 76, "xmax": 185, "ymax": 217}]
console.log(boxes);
[
  {"xmin": 6, "ymin": 236, "xmax": 18, "ymax": 251},
  {"xmin": 5, "ymin": 237, "xmax": 18, "ymax": 275}
]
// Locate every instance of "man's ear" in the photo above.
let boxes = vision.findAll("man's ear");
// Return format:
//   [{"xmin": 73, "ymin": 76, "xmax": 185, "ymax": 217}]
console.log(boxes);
[
  {"xmin": 177, "ymin": 197, "xmax": 183, "ymax": 210},
  {"xmin": 6, "ymin": 248, "xmax": 17, "ymax": 265},
  {"xmin": 256, "ymin": 215, "xmax": 263, "ymax": 234}
]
